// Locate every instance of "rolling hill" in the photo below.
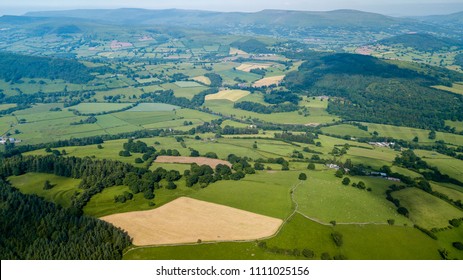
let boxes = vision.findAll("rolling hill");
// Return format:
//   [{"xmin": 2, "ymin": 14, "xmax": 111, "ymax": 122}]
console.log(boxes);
[{"xmin": 379, "ymin": 33, "xmax": 462, "ymax": 52}]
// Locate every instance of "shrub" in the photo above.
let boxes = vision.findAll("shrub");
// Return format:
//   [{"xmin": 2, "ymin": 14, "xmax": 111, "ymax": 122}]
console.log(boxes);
[
  {"xmin": 302, "ymin": 249, "xmax": 314, "ymax": 258},
  {"xmin": 331, "ymin": 232, "xmax": 343, "ymax": 247},
  {"xmin": 299, "ymin": 173, "xmax": 307, "ymax": 180}
]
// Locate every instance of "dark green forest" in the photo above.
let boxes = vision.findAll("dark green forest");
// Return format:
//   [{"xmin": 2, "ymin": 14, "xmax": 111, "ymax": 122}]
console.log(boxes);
[
  {"xmin": 0, "ymin": 52, "xmax": 97, "ymax": 83},
  {"xmin": 284, "ymin": 53, "xmax": 463, "ymax": 129},
  {"xmin": 0, "ymin": 180, "xmax": 131, "ymax": 259}
]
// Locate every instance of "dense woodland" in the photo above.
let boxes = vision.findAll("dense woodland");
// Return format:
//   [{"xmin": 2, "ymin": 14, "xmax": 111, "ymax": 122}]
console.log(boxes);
[
  {"xmin": 285, "ymin": 53, "xmax": 463, "ymax": 129},
  {"xmin": 0, "ymin": 52, "xmax": 100, "ymax": 83},
  {"xmin": 0, "ymin": 180, "xmax": 131, "ymax": 259}
]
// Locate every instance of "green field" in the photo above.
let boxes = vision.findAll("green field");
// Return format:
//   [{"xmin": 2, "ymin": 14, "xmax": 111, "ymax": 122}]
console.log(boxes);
[
  {"xmin": 125, "ymin": 213, "xmax": 441, "ymax": 260},
  {"xmin": 431, "ymin": 182, "xmax": 463, "ymax": 202},
  {"xmin": 204, "ymin": 100, "xmax": 338, "ymax": 125},
  {"xmin": 433, "ymin": 83, "xmax": 463, "ymax": 95},
  {"xmin": 174, "ymin": 81, "xmax": 203, "ymax": 88},
  {"xmin": 445, "ymin": 120, "xmax": 463, "ymax": 133},
  {"xmin": 321, "ymin": 124, "xmax": 371, "ymax": 138},
  {"xmin": 127, "ymin": 103, "xmax": 179, "ymax": 112},
  {"xmin": 8, "ymin": 173, "xmax": 81, "ymax": 208},
  {"xmin": 415, "ymin": 150, "xmax": 463, "ymax": 182},
  {"xmin": 392, "ymin": 188, "xmax": 463, "ymax": 229},
  {"xmin": 294, "ymin": 171, "xmax": 409, "ymax": 224},
  {"xmin": 68, "ymin": 103, "xmax": 133, "ymax": 114},
  {"xmin": 0, "ymin": 104, "xmax": 16, "ymax": 111},
  {"xmin": 84, "ymin": 180, "xmax": 197, "ymax": 217},
  {"xmin": 364, "ymin": 123, "xmax": 463, "ymax": 146},
  {"xmin": 190, "ymin": 171, "xmax": 295, "ymax": 219}
]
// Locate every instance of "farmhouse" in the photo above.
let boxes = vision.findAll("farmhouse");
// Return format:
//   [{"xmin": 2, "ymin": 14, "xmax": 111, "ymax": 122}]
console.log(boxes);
[{"xmin": 0, "ymin": 137, "xmax": 21, "ymax": 145}]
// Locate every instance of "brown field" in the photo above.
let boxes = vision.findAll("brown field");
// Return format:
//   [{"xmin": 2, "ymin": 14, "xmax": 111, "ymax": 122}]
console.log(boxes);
[
  {"xmin": 155, "ymin": 156, "xmax": 232, "ymax": 168},
  {"xmin": 204, "ymin": 89, "xmax": 250, "ymax": 102},
  {"xmin": 253, "ymin": 75, "xmax": 285, "ymax": 87},
  {"xmin": 191, "ymin": 76, "xmax": 211, "ymax": 85},
  {"xmin": 236, "ymin": 63, "xmax": 272, "ymax": 72},
  {"xmin": 101, "ymin": 197, "xmax": 283, "ymax": 246}
]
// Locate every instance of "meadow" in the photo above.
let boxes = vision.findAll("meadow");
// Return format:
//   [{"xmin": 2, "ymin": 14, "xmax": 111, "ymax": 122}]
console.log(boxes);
[
  {"xmin": 392, "ymin": 188, "xmax": 463, "ymax": 229},
  {"xmin": 363, "ymin": 123, "xmax": 463, "ymax": 146},
  {"xmin": 8, "ymin": 173, "xmax": 81, "ymax": 208},
  {"xmin": 294, "ymin": 170, "xmax": 410, "ymax": 224},
  {"xmin": 415, "ymin": 149, "xmax": 463, "ymax": 182}
]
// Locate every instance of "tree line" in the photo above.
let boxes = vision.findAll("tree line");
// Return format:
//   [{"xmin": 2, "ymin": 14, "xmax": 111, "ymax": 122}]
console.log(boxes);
[{"xmin": 0, "ymin": 179, "xmax": 131, "ymax": 259}]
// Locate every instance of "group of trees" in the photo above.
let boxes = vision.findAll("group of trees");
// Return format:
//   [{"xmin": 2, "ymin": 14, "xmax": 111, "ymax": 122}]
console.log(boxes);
[
  {"xmin": 0, "ymin": 154, "xmax": 183, "ymax": 213},
  {"xmin": 0, "ymin": 180, "xmax": 131, "ymax": 259},
  {"xmin": 0, "ymin": 52, "xmax": 100, "ymax": 83},
  {"xmin": 234, "ymin": 101, "xmax": 299, "ymax": 114},
  {"xmin": 70, "ymin": 116, "xmax": 97, "ymax": 125},
  {"xmin": 274, "ymin": 132, "xmax": 317, "ymax": 144}
]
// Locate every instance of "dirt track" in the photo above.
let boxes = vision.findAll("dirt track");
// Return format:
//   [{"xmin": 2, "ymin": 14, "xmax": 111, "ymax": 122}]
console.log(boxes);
[{"xmin": 101, "ymin": 197, "xmax": 283, "ymax": 246}]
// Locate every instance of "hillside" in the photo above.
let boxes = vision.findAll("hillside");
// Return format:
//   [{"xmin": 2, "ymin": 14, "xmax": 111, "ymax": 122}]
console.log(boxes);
[
  {"xmin": 284, "ymin": 53, "xmax": 463, "ymax": 129},
  {"xmin": 0, "ymin": 52, "xmax": 97, "ymax": 83},
  {"xmin": 379, "ymin": 33, "xmax": 462, "ymax": 52},
  {"xmin": 23, "ymin": 8, "xmax": 434, "ymax": 35}
]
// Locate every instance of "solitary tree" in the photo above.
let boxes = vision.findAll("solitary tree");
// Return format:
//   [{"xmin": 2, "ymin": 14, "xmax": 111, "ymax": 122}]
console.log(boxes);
[
  {"xmin": 342, "ymin": 177, "xmax": 351, "ymax": 185},
  {"xmin": 307, "ymin": 163, "xmax": 315, "ymax": 170},
  {"xmin": 43, "ymin": 180, "xmax": 53, "ymax": 190},
  {"xmin": 299, "ymin": 173, "xmax": 307, "ymax": 180}
]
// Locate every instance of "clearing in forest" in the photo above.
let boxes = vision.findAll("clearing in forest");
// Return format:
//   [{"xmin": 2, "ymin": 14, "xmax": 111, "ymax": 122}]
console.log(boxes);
[
  {"xmin": 205, "ymin": 89, "xmax": 250, "ymax": 102},
  {"xmin": 155, "ymin": 156, "xmax": 232, "ymax": 168},
  {"xmin": 101, "ymin": 197, "xmax": 283, "ymax": 246}
]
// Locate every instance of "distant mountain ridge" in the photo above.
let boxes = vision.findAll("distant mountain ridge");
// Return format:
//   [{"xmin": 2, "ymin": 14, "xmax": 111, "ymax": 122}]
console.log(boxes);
[{"xmin": 21, "ymin": 8, "xmax": 424, "ymax": 30}]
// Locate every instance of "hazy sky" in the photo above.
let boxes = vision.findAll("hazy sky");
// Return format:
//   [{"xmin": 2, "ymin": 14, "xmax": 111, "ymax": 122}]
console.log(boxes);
[{"xmin": 1, "ymin": 0, "xmax": 462, "ymax": 16}]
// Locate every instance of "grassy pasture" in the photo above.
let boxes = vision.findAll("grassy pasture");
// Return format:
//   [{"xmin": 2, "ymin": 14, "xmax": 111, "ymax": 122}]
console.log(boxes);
[
  {"xmin": 190, "ymin": 171, "xmax": 296, "ymax": 219},
  {"xmin": 435, "ymin": 226, "xmax": 463, "ymax": 260},
  {"xmin": 415, "ymin": 150, "xmax": 463, "ymax": 182},
  {"xmin": 68, "ymin": 103, "xmax": 133, "ymax": 114},
  {"xmin": 445, "ymin": 120, "xmax": 463, "ymax": 133},
  {"xmin": 392, "ymin": 188, "xmax": 463, "ymax": 229},
  {"xmin": 433, "ymin": 83, "xmax": 463, "ymax": 95},
  {"xmin": 321, "ymin": 124, "xmax": 371, "ymax": 138},
  {"xmin": 174, "ymin": 81, "xmax": 203, "ymax": 88},
  {"xmin": 125, "ymin": 213, "xmax": 441, "ymax": 260},
  {"xmin": 127, "ymin": 103, "xmax": 179, "ymax": 112},
  {"xmin": 8, "ymin": 173, "xmax": 81, "ymax": 208},
  {"xmin": 295, "ymin": 171, "xmax": 409, "ymax": 224},
  {"xmin": 204, "ymin": 100, "xmax": 338, "ymax": 125},
  {"xmin": 0, "ymin": 104, "xmax": 16, "ymax": 111},
  {"xmin": 430, "ymin": 182, "xmax": 463, "ymax": 202},
  {"xmin": 364, "ymin": 123, "xmax": 463, "ymax": 146},
  {"xmin": 160, "ymin": 83, "xmax": 208, "ymax": 99},
  {"xmin": 205, "ymin": 89, "xmax": 250, "ymax": 102}
]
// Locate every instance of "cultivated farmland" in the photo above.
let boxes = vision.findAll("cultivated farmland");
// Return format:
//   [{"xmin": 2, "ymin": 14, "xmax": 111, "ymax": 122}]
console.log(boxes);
[{"xmin": 101, "ymin": 197, "xmax": 282, "ymax": 245}]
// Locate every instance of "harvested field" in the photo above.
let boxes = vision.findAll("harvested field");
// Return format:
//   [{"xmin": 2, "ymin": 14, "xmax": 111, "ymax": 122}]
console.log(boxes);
[
  {"xmin": 205, "ymin": 89, "xmax": 250, "ymax": 102},
  {"xmin": 236, "ymin": 63, "xmax": 271, "ymax": 72},
  {"xmin": 101, "ymin": 197, "xmax": 283, "ymax": 246},
  {"xmin": 229, "ymin": 47, "xmax": 248, "ymax": 55},
  {"xmin": 191, "ymin": 76, "xmax": 211, "ymax": 85},
  {"xmin": 253, "ymin": 75, "xmax": 285, "ymax": 87},
  {"xmin": 155, "ymin": 156, "xmax": 232, "ymax": 168}
]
